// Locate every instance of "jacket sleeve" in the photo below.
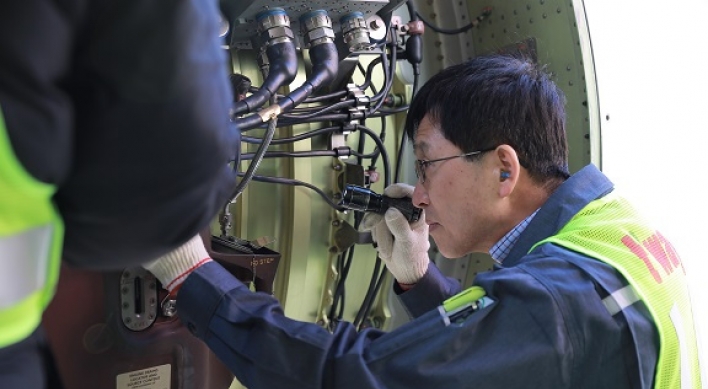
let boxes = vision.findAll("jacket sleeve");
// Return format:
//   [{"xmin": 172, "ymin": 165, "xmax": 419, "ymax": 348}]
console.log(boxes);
[
  {"xmin": 395, "ymin": 262, "xmax": 462, "ymax": 318},
  {"xmin": 177, "ymin": 261, "xmax": 580, "ymax": 389},
  {"xmin": 0, "ymin": 0, "xmax": 237, "ymax": 269}
]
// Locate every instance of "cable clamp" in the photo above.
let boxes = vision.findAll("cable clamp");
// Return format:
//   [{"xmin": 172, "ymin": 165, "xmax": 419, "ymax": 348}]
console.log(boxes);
[
  {"xmin": 258, "ymin": 104, "xmax": 282, "ymax": 122},
  {"xmin": 333, "ymin": 146, "xmax": 351, "ymax": 157}
]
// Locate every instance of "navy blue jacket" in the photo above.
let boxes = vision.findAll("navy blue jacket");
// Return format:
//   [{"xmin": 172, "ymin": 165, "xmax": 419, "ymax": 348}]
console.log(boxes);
[
  {"xmin": 0, "ymin": 0, "xmax": 237, "ymax": 269},
  {"xmin": 179, "ymin": 164, "xmax": 659, "ymax": 388}
]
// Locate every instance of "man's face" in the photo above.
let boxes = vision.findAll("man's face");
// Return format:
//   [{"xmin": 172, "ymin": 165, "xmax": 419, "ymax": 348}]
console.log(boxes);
[{"xmin": 411, "ymin": 115, "xmax": 504, "ymax": 258}]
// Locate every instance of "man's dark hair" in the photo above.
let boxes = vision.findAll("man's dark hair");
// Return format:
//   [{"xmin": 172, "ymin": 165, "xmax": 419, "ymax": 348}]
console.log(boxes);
[{"xmin": 405, "ymin": 54, "xmax": 570, "ymax": 187}]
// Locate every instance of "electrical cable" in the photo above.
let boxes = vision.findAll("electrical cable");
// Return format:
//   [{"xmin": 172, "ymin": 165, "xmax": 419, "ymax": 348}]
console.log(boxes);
[
  {"xmin": 229, "ymin": 99, "xmax": 278, "ymax": 201},
  {"xmin": 302, "ymin": 90, "xmax": 348, "ymax": 103},
  {"xmin": 280, "ymin": 99, "xmax": 356, "ymax": 120},
  {"xmin": 352, "ymin": 257, "xmax": 383, "ymax": 329},
  {"xmin": 414, "ymin": 8, "xmax": 490, "ymax": 35},
  {"xmin": 328, "ymin": 240, "xmax": 356, "ymax": 327},
  {"xmin": 377, "ymin": 105, "xmax": 410, "ymax": 114},
  {"xmin": 261, "ymin": 106, "xmax": 405, "ymax": 128},
  {"xmin": 241, "ymin": 126, "xmax": 340, "ymax": 145},
  {"xmin": 357, "ymin": 57, "xmax": 383, "ymax": 94},
  {"xmin": 238, "ymin": 173, "xmax": 345, "ymax": 211},
  {"xmin": 367, "ymin": 31, "xmax": 397, "ymax": 115},
  {"xmin": 367, "ymin": 47, "xmax": 391, "ymax": 106},
  {"xmin": 356, "ymin": 124, "xmax": 391, "ymax": 187},
  {"xmin": 249, "ymin": 86, "xmax": 348, "ymax": 104},
  {"xmin": 354, "ymin": 263, "xmax": 388, "ymax": 330},
  {"xmin": 393, "ymin": 73, "xmax": 419, "ymax": 183},
  {"xmin": 239, "ymin": 148, "xmax": 379, "ymax": 160},
  {"xmin": 369, "ymin": 116, "xmax": 387, "ymax": 169}
]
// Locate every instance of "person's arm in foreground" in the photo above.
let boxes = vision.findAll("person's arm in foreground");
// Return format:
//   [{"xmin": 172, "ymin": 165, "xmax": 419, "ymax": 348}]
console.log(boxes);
[
  {"xmin": 143, "ymin": 235, "xmax": 569, "ymax": 389},
  {"xmin": 1, "ymin": 0, "xmax": 238, "ymax": 271}
]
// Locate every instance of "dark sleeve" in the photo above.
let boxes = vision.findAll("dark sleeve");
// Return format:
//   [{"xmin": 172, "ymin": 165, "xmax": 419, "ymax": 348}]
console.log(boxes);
[
  {"xmin": 0, "ymin": 1, "xmax": 75, "ymax": 184},
  {"xmin": 395, "ymin": 262, "xmax": 462, "ymax": 318},
  {"xmin": 0, "ymin": 0, "xmax": 237, "ymax": 269},
  {"xmin": 177, "ymin": 261, "xmax": 579, "ymax": 389}
]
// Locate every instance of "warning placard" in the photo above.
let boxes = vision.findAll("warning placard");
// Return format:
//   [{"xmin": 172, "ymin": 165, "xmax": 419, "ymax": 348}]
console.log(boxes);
[{"xmin": 116, "ymin": 364, "xmax": 171, "ymax": 389}]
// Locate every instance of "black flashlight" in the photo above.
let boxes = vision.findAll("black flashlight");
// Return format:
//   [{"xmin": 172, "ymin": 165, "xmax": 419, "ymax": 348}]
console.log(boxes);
[{"xmin": 339, "ymin": 184, "xmax": 422, "ymax": 223}]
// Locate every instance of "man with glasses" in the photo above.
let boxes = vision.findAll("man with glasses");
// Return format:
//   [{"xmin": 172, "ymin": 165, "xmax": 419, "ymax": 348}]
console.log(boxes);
[{"xmin": 142, "ymin": 54, "xmax": 703, "ymax": 388}]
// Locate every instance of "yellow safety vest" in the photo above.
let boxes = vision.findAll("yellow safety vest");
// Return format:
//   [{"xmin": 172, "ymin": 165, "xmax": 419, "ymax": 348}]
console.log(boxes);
[
  {"xmin": 0, "ymin": 108, "xmax": 64, "ymax": 348},
  {"xmin": 534, "ymin": 192, "xmax": 702, "ymax": 389}
]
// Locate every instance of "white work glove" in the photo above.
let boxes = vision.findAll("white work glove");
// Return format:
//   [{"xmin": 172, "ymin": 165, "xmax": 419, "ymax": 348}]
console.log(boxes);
[
  {"xmin": 360, "ymin": 183, "xmax": 429, "ymax": 285},
  {"xmin": 142, "ymin": 234, "xmax": 212, "ymax": 293}
]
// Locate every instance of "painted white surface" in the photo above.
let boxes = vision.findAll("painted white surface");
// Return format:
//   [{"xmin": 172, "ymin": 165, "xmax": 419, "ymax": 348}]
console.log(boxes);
[{"xmin": 583, "ymin": 0, "xmax": 708, "ymax": 372}]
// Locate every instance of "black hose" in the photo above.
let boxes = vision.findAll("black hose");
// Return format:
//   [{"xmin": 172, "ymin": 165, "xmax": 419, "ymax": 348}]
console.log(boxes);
[
  {"xmin": 236, "ymin": 42, "xmax": 340, "ymax": 132},
  {"xmin": 279, "ymin": 42, "xmax": 339, "ymax": 112},
  {"xmin": 232, "ymin": 41, "xmax": 298, "ymax": 116}
]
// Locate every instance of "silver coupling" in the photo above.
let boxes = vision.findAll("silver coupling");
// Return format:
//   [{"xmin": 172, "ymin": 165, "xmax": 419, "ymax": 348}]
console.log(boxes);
[
  {"xmin": 256, "ymin": 8, "xmax": 294, "ymax": 46},
  {"xmin": 341, "ymin": 12, "xmax": 371, "ymax": 52},
  {"xmin": 300, "ymin": 10, "xmax": 335, "ymax": 47}
]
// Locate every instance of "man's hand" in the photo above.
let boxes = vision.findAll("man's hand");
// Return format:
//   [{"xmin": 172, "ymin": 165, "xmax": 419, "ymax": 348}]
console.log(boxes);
[
  {"xmin": 360, "ymin": 183, "xmax": 429, "ymax": 285},
  {"xmin": 142, "ymin": 234, "xmax": 212, "ymax": 294}
]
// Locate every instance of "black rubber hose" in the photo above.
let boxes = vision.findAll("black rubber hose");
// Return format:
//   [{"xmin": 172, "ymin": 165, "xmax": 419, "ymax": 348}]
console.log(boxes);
[
  {"xmin": 279, "ymin": 42, "xmax": 339, "ymax": 112},
  {"xmin": 405, "ymin": 1, "xmax": 423, "ymax": 69},
  {"xmin": 232, "ymin": 41, "xmax": 298, "ymax": 116},
  {"xmin": 235, "ymin": 42, "xmax": 339, "ymax": 132}
]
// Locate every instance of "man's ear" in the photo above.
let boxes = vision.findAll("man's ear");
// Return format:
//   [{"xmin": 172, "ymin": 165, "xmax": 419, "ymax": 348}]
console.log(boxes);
[{"xmin": 493, "ymin": 145, "xmax": 521, "ymax": 197}]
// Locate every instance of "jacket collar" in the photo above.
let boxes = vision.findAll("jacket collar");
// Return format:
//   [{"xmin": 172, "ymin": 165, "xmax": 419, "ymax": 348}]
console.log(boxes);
[{"xmin": 501, "ymin": 164, "xmax": 614, "ymax": 267}]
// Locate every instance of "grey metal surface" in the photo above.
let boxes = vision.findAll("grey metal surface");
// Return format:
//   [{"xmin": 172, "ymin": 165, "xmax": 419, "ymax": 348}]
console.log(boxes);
[{"xmin": 221, "ymin": 0, "xmax": 408, "ymax": 48}]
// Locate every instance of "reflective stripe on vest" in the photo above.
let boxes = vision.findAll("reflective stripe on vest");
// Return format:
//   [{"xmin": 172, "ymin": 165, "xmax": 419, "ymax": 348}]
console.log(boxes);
[
  {"xmin": 602, "ymin": 284, "xmax": 641, "ymax": 316},
  {"xmin": 0, "ymin": 107, "xmax": 64, "ymax": 348},
  {"xmin": 0, "ymin": 225, "xmax": 52, "ymax": 309},
  {"xmin": 533, "ymin": 192, "xmax": 703, "ymax": 389}
]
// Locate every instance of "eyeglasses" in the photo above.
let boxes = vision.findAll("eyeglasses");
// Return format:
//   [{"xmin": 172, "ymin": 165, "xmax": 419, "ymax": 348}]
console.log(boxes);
[{"xmin": 414, "ymin": 148, "xmax": 494, "ymax": 183}]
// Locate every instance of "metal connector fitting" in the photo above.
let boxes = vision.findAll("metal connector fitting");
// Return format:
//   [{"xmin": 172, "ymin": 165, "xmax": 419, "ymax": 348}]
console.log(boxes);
[
  {"xmin": 258, "ymin": 104, "xmax": 282, "ymax": 122},
  {"xmin": 300, "ymin": 10, "xmax": 335, "ymax": 47},
  {"xmin": 341, "ymin": 12, "xmax": 371, "ymax": 52},
  {"xmin": 256, "ymin": 8, "xmax": 294, "ymax": 46}
]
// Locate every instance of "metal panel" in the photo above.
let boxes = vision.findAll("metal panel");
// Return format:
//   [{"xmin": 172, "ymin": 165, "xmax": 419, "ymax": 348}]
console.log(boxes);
[
  {"xmin": 415, "ymin": 0, "xmax": 596, "ymax": 173},
  {"xmin": 221, "ymin": 0, "xmax": 408, "ymax": 48}
]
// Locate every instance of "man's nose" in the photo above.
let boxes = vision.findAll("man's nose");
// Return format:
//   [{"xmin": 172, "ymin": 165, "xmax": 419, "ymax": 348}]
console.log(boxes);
[{"xmin": 412, "ymin": 182, "xmax": 428, "ymax": 208}]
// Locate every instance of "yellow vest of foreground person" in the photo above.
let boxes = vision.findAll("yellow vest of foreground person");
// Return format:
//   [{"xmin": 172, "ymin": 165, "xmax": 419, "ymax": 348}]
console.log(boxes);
[
  {"xmin": 534, "ymin": 192, "xmax": 702, "ymax": 389},
  {"xmin": 0, "ymin": 108, "xmax": 64, "ymax": 348}
]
